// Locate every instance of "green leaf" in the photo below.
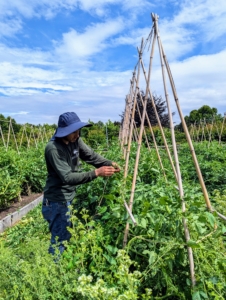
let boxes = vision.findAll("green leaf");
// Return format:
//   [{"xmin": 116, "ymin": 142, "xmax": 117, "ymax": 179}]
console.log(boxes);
[
  {"xmin": 103, "ymin": 253, "xmax": 116, "ymax": 265},
  {"xmin": 187, "ymin": 240, "xmax": 201, "ymax": 248},
  {"xmin": 199, "ymin": 291, "xmax": 208, "ymax": 299},
  {"xmin": 140, "ymin": 218, "xmax": 147, "ymax": 228},
  {"xmin": 205, "ymin": 212, "xmax": 216, "ymax": 227},
  {"xmin": 222, "ymin": 225, "xmax": 226, "ymax": 234},
  {"xmin": 90, "ymin": 196, "xmax": 98, "ymax": 203},
  {"xmin": 192, "ymin": 291, "xmax": 201, "ymax": 300},
  {"xmin": 148, "ymin": 251, "xmax": 157, "ymax": 265},
  {"xmin": 104, "ymin": 194, "xmax": 114, "ymax": 200},
  {"xmin": 97, "ymin": 206, "xmax": 107, "ymax": 214},
  {"xmin": 151, "ymin": 168, "xmax": 160, "ymax": 173},
  {"xmin": 195, "ymin": 222, "xmax": 206, "ymax": 235},
  {"xmin": 106, "ymin": 245, "xmax": 118, "ymax": 254},
  {"xmin": 101, "ymin": 212, "xmax": 111, "ymax": 220}
]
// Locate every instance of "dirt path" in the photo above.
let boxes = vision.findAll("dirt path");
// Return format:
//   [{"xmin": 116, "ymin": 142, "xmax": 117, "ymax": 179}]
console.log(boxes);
[{"xmin": 0, "ymin": 193, "xmax": 43, "ymax": 221}]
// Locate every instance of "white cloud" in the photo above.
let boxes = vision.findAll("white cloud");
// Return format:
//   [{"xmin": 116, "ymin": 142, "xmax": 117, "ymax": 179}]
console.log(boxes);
[
  {"xmin": 55, "ymin": 18, "xmax": 125, "ymax": 60},
  {"xmin": 0, "ymin": 0, "xmax": 78, "ymax": 19},
  {"xmin": 158, "ymin": 22, "xmax": 195, "ymax": 61},
  {"xmin": 172, "ymin": 0, "xmax": 226, "ymax": 42},
  {"xmin": 0, "ymin": 0, "xmax": 226, "ymax": 126},
  {"xmin": 0, "ymin": 0, "xmax": 151, "ymax": 22},
  {"xmin": 148, "ymin": 49, "xmax": 226, "ymax": 121},
  {"xmin": 7, "ymin": 111, "xmax": 29, "ymax": 116},
  {"xmin": 0, "ymin": 19, "xmax": 23, "ymax": 38}
]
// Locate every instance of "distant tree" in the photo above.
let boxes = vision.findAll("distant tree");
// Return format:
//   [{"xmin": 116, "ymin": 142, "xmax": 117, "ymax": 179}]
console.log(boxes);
[
  {"xmin": 96, "ymin": 121, "xmax": 104, "ymax": 127},
  {"xmin": 0, "ymin": 114, "xmax": 21, "ymax": 134},
  {"xmin": 134, "ymin": 92, "xmax": 174, "ymax": 127},
  {"xmin": 175, "ymin": 105, "xmax": 222, "ymax": 131},
  {"xmin": 113, "ymin": 121, "xmax": 121, "ymax": 126}
]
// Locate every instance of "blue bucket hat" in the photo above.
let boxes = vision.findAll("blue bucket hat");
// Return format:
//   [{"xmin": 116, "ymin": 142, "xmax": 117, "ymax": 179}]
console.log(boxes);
[{"xmin": 54, "ymin": 112, "xmax": 92, "ymax": 138}]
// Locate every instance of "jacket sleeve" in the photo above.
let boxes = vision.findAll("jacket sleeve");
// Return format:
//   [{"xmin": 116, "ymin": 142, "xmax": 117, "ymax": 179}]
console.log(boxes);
[
  {"xmin": 78, "ymin": 138, "xmax": 112, "ymax": 168},
  {"xmin": 46, "ymin": 147, "xmax": 97, "ymax": 185}
]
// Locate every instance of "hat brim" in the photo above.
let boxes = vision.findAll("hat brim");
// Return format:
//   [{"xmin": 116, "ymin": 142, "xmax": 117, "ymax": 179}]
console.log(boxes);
[{"xmin": 54, "ymin": 122, "xmax": 92, "ymax": 138}]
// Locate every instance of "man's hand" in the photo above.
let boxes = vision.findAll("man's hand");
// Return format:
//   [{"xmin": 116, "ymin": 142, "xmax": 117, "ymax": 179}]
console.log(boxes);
[
  {"xmin": 111, "ymin": 162, "xmax": 121, "ymax": 172},
  {"xmin": 95, "ymin": 166, "xmax": 119, "ymax": 177}
]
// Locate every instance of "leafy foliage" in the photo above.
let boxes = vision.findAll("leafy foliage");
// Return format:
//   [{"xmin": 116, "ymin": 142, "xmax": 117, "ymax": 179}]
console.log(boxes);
[
  {"xmin": 175, "ymin": 105, "xmax": 224, "ymax": 132},
  {"xmin": 0, "ymin": 144, "xmax": 46, "ymax": 209},
  {"xmin": 0, "ymin": 128, "xmax": 226, "ymax": 299}
]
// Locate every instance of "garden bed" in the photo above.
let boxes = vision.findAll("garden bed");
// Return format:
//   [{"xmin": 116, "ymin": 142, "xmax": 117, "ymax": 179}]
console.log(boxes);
[{"xmin": 0, "ymin": 193, "xmax": 42, "ymax": 221}]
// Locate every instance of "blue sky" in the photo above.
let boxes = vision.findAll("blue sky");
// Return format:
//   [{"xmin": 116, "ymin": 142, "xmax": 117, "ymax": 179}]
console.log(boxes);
[{"xmin": 0, "ymin": 0, "xmax": 225, "ymax": 125}]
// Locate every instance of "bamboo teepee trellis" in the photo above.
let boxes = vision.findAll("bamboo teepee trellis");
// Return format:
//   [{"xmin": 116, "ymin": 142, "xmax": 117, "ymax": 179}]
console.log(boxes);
[
  {"xmin": 0, "ymin": 118, "xmax": 56, "ymax": 152},
  {"xmin": 188, "ymin": 116, "xmax": 226, "ymax": 144},
  {"xmin": 120, "ymin": 13, "xmax": 226, "ymax": 287}
]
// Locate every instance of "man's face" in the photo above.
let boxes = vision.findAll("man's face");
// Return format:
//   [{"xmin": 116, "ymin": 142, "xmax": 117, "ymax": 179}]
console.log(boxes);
[{"xmin": 63, "ymin": 130, "xmax": 80, "ymax": 144}]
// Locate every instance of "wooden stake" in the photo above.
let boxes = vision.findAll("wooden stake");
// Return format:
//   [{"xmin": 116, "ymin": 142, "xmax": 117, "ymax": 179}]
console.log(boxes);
[
  {"xmin": 6, "ymin": 118, "xmax": 11, "ymax": 151},
  {"xmin": 161, "ymin": 36, "xmax": 213, "ymax": 211},
  {"xmin": 0, "ymin": 125, "xmax": 6, "ymax": 148},
  {"xmin": 123, "ymin": 31, "xmax": 157, "ymax": 248},
  {"xmin": 136, "ymin": 85, "xmax": 167, "ymax": 179},
  {"xmin": 154, "ymin": 13, "xmax": 196, "ymax": 286},
  {"xmin": 140, "ymin": 59, "xmax": 178, "ymax": 182},
  {"xmin": 219, "ymin": 115, "xmax": 226, "ymax": 144},
  {"xmin": 10, "ymin": 120, "xmax": 19, "ymax": 154},
  {"xmin": 135, "ymin": 102, "xmax": 151, "ymax": 151},
  {"xmin": 124, "ymin": 54, "xmax": 142, "ymax": 178}
]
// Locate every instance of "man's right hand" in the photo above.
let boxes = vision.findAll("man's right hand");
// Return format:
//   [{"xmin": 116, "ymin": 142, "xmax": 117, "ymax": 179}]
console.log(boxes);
[{"xmin": 95, "ymin": 166, "xmax": 117, "ymax": 177}]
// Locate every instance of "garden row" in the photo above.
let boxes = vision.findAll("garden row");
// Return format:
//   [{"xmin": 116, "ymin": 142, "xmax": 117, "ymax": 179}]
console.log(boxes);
[
  {"xmin": 0, "ymin": 140, "xmax": 225, "ymax": 299},
  {"xmin": 0, "ymin": 121, "xmax": 119, "ymax": 209},
  {"xmin": 0, "ymin": 144, "xmax": 46, "ymax": 209}
]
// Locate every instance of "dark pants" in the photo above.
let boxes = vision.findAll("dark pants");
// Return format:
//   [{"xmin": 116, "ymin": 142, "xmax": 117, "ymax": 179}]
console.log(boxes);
[{"xmin": 42, "ymin": 198, "xmax": 72, "ymax": 255}]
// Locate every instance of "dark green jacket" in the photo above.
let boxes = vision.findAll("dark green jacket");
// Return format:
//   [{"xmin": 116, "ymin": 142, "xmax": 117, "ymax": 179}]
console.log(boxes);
[{"xmin": 43, "ymin": 137, "xmax": 112, "ymax": 202}]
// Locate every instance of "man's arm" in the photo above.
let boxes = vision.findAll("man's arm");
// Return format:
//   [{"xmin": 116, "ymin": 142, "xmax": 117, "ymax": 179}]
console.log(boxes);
[{"xmin": 78, "ymin": 138, "xmax": 112, "ymax": 168}]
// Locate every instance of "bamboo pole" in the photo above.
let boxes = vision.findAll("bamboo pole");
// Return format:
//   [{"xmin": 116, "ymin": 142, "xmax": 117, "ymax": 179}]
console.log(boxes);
[
  {"xmin": 154, "ymin": 13, "xmax": 195, "ymax": 286},
  {"xmin": 121, "ymin": 97, "xmax": 127, "ymax": 149},
  {"xmin": 124, "ymin": 49, "xmax": 142, "ymax": 178},
  {"xmin": 10, "ymin": 120, "xmax": 19, "ymax": 154},
  {"xmin": 123, "ymin": 95, "xmax": 132, "ymax": 158},
  {"xmin": 6, "ymin": 118, "xmax": 11, "ymax": 151},
  {"xmin": 19, "ymin": 125, "xmax": 25, "ymax": 148},
  {"xmin": 119, "ymin": 125, "xmax": 122, "ymax": 141},
  {"xmin": 213, "ymin": 118, "xmax": 221, "ymax": 144},
  {"xmin": 133, "ymin": 120, "xmax": 139, "ymax": 143},
  {"xmin": 133, "ymin": 127, "xmax": 138, "ymax": 143},
  {"xmin": 31, "ymin": 125, "xmax": 38, "ymax": 148},
  {"xmin": 123, "ymin": 31, "xmax": 157, "ymax": 248},
  {"xmin": 219, "ymin": 114, "xmax": 226, "ymax": 145},
  {"xmin": 121, "ymin": 95, "xmax": 131, "ymax": 153},
  {"xmin": 208, "ymin": 118, "xmax": 214, "ymax": 148},
  {"xmin": 0, "ymin": 125, "xmax": 6, "ymax": 148},
  {"xmin": 135, "ymin": 84, "xmax": 167, "ymax": 180},
  {"xmin": 197, "ymin": 121, "xmax": 201, "ymax": 142},
  {"xmin": 24, "ymin": 125, "xmax": 30, "ymax": 148},
  {"xmin": 189, "ymin": 124, "xmax": 194, "ymax": 141},
  {"xmin": 140, "ymin": 58, "xmax": 178, "ymax": 182},
  {"xmin": 27, "ymin": 126, "xmax": 32, "ymax": 148},
  {"xmin": 193, "ymin": 122, "xmax": 197, "ymax": 142},
  {"xmin": 160, "ymin": 37, "xmax": 213, "ymax": 211},
  {"xmin": 36, "ymin": 126, "xmax": 43, "ymax": 143},
  {"xmin": 125, "ymin": 82, "xmax": 137, "ymax": 148},
  {"xmin": 125, "ymin": 80, "xmax": 136, "ymax": 146},
  {"xmin": 135, "ymin": 102, "xmax": 151, "ymax": 152},
  {"xmin": 43, "ymin": 127, "xmax": 48, "ymax": 142},
  {"xmin": 201, "ymin": 120, "xmax": 205, "ymax": 142}
]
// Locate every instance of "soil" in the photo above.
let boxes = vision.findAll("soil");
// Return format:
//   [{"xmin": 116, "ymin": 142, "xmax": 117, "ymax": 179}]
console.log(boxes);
[{"xmin": 0, "ymin": 193, "xmax": 43, "ymax": 221}]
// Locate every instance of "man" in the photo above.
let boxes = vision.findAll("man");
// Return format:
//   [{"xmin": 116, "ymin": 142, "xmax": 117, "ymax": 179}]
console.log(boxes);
[{"xmin": 42, "ymin": 112, "xmax": 120, "ymax": 255}]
